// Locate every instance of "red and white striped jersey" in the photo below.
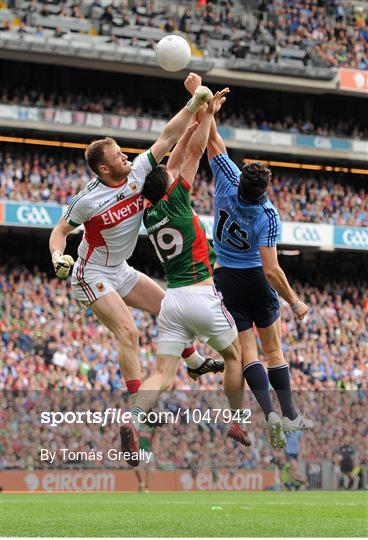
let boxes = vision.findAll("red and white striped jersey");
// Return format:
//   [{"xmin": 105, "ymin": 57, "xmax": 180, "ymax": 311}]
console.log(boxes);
[{"xmin": 64, "ymin": 151, "xmax": 156, "ymax": 266}]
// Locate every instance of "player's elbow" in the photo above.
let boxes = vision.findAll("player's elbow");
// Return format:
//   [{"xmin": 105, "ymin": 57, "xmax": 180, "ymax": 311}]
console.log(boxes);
[
  {"xmin": 160, "ymin": 129, "xmax": 178, "ymax": 150},
  {"xmin": 263, "ymin": 264, "xmax": 279, "ymax": 281},
  {"xmin": 52, "ymin": 220, "xmax": 73, "ymax": 240},
  {"xmin": 53, "ymin": 223, "xmax": 68, "ymax": 238},
  {"xmin": 50, "ymin": 225, "xmax": 61, "ymax": 241},
  {"xmin": 186, "ymin": 144, "xmax": 204, "ymax": 162}
]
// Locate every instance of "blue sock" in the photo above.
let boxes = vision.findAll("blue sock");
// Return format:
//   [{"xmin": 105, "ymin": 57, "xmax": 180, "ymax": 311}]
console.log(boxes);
[
  {"xmin": 267, "ymin": 364, "xmax": 297, "ymax": 420},
  {"xmin": 243, "ymin": 361, "xmax": 273, "ymax": 419}
]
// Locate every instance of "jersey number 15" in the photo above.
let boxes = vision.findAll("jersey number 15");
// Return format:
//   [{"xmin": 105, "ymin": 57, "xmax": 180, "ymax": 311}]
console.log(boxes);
[{"xmin": 216, "ymin": 209, "xmax": 250, "ymax": 251}]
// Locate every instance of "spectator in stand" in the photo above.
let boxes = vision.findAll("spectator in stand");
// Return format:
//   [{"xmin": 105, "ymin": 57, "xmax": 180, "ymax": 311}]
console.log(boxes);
[
  {"xmin": 229, "ymin": 37, "xmax": 246, "ymax": 58},
  {"xmin": 54, "ymin": 26, "xmax": 66, "ymax": 38},
  {"xmin": 164, "ymin": 17, "xmax": 176, "ymax": 33},
  {"xmin": 179, "ymin": 8, "xmax": 193, "ymax": 33},
  {"xmin": 136, "ymin": 15, "xmax": 146, "ymax": 27},
  {"xmin": 146, "ymin": 39, "xmax": 156, "ymax": 50},
  {"xmin": 35, "ymin": 26, "xmax": 44, "ymax": 37},
  {"xmin": 17, "ymin": 23, "xmax": 27, "ymax": 35},
  {"xmin": 107, "ymin": 33, "xmax": 120, "ymax": 45},
  {"xmin": 100, "ymin": 4, "xmax": 114, "ymax": 33},
  {"xmin": 115, "ymin": 12, "xmax": 131, "ymax": 27},
  {"xmin": 209, "ymin": 23, "xmax": 224, "ymax": 39}
]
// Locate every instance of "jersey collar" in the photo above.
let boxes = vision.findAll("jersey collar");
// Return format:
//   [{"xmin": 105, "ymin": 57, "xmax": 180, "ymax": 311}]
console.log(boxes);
[
  {"xmin": 96, "ymin": 176, "xmax": 128, "ymax": 189},
  {"xmin": 238, "ymin": 192, "xmax": 267, "ymax": 206}
]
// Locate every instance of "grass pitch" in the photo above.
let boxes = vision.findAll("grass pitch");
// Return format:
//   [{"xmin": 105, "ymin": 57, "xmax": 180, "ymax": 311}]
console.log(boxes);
[{"xmin": 1, "ymin": 491, "xmax": 367, "ymax": 537}]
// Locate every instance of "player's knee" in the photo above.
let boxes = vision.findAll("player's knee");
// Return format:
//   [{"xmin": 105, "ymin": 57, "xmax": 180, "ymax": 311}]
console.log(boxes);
[
  {"xmin": 155, "ymin": 356, "xmax": 178, "ymax": 389},
  {"xmin": 221, "ymin": 341, "xmax": 241, "ymax": 364},
  {"xmin": 154, "ymin": 368, "xmax": 172, "ymax": 391},
  {"xmin": 114, "ymin": 324, "xmax": 139, "ymax": 349},
  {"xmin": 264, "ymin": 348, "xmax": 284, "ymax": 366}
]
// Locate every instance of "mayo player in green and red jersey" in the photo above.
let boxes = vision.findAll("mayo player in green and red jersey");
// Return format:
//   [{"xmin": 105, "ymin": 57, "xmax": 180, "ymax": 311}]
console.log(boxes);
[
  {"xmin": 120, "ymin": 89, "xmax": 250, "ymax": 467},
  {"xmin": 134, "ymin": 424, "xmax": 156, "ymax": 492}
]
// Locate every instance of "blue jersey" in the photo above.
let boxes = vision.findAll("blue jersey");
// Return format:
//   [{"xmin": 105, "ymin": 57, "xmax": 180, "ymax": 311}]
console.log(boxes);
[
  {"xmin": 210, "ymin": 153, "xmax": 281, "ymax": 269},
  {"xmin": 285, "ymin": 431, "xmax": 303, "ymax": 455}
]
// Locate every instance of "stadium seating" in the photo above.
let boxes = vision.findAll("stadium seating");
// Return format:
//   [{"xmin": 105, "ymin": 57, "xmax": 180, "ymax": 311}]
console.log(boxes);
[
  {"xmin": 1, "ymin": 148, "xmax": 366, "ymax": 227},
  {"xmin": 0, "ymin": 266, "xmax": 366, "ymax": 477},
  {"xmin": 1, "ymin": 84, "xmax": 367, "ymax": 139},
  {"xmin": 1, "ymin": 0, "xmax": 367, "ymax": 69},
  {"xmin": 1, "ymin": 266, "xmax": 366, "ymax": 392}
]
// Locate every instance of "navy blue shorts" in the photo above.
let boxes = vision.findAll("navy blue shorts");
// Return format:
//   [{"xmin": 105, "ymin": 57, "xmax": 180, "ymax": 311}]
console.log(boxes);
[{"xmin": 213, "ymin": 266, "xmax": 280, "ymax": 332}]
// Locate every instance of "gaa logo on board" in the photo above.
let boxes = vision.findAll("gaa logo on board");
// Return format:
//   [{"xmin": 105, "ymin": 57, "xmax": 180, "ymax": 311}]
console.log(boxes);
[{"xmin": 16, "ymin": 205, "xmax": 53, "ymax": 225}]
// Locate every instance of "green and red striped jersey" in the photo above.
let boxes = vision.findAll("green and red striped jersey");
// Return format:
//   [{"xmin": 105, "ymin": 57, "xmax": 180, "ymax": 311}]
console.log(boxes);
[{"xmin": 143, "ymin": 176, "xmax": 215, "ymax": 288}]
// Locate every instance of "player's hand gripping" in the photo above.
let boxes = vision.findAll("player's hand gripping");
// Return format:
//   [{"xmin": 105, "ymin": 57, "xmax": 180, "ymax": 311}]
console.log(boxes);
[
  {"xmin": 52, "ymin": 251, "xmax": 75, "ymax": 279},
  {"xmin": 207, "ymin": 88, "xmax": 230, "ymax": 116},
  {"xmin": 184, "ymin": 72, "xmax": 202, "ymax": 96},
  {"xmin": 291, "ymin": 300, "xmax": 309, "ymax": 321}
]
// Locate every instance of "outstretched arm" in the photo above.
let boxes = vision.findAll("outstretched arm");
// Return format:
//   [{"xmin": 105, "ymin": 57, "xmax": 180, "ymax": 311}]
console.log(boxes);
[
  {"xmin": 184, "ymin": 72, "xmax": 227, "ymax": 160},
  {"xmin": 180, "ymin": 88, "xmax": 229, "ymax": 186},
  {"xmin": 260, "ymin": 246, "xmax": 309, "ymax": 321},
  {"xmin": 167, "ymin": 122, "xmax": 199, "ymax": 178},
  {"xmin": 207, "ymin": 116, "xmax": 227, "ymax": 159},
  {"xmin": 150, "ymin": 74, "xmax": 212, "ymax": 164}
]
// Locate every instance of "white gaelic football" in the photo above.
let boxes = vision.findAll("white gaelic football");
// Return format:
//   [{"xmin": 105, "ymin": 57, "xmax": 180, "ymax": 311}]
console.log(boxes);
[{"xmin": 156, "ymin": 35, "xmax": 191, "ymax": 72}]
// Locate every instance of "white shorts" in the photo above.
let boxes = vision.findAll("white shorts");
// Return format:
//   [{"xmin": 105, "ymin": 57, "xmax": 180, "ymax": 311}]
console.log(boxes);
[
  {"xmin": 71, "ymin": 258, "xmax": 141, "ymax": 305},
  {"xmin": 158, "ymin": 285, "xmax": 237, "ymax": 356}
]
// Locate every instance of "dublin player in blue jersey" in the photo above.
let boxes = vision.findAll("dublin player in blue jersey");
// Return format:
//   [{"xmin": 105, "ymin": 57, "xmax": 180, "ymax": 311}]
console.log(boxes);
[{"xmin": 185, "ymin": 74, "xmax": 314, "ymax": 449}]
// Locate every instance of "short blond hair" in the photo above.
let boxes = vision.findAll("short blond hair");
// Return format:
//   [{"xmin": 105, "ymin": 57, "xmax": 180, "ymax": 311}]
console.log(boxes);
[{"xmin": 85, "ymin": 137, "xmax": 117, "ymax": 175}]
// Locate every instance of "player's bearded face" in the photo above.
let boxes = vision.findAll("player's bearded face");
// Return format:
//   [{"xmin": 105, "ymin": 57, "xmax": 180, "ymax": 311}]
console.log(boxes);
[{"xmin": 102, "ymin": 144, "xmax": 132, "ymax": 181}]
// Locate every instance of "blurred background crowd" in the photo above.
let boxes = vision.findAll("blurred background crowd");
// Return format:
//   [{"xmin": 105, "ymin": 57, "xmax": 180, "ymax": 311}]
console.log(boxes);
[
  {"xmin": 1, "ymin": 147, "xmax": 367, "ymax": 227},
  {"xmin": 1, "ymin": 84, "xmax": 368, "ymax": 139},
  {"xmin": 1, "ymin": 265, "xmax": 366, "ymax": 395},
  {"xmin": 1, "ymin": 382, "xmax": 367, "ymax": 491},
  {"xmin": 1, "ymin": 261, "xmax": 367, "ymax": 486}
]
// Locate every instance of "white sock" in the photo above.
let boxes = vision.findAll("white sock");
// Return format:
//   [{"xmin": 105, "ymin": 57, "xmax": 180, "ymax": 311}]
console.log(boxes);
[{"xmin": 184, "ymin": 351, "xmax": 205, "ymax": 369}]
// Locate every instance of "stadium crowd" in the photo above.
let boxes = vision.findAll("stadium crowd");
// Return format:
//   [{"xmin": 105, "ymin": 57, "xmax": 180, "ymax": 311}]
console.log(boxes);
[
  {"xmin": 1, "ymin": 266, "xmax": 366, "ymax": 394},
  {"xmin": 2, "ymin": 85, "xmax": 367, "ymax": 139},
  {"xmin": 1, "ymin": 0, "xmax": 367, "ymax": 69},
  {"xmin": 255, "ymin": 0, "xmax": 368, "ymax": 69},
  {"xmin": 1, "ymin": 149, "xmax": 367, "ymax": 227},
  {"xmin": 192, "ymin": 169, "xmax": 367, "ymax": 227},
  {"xmin": 0, "ymin": 260, "xmax": 366, "ymax": 479},
  {"xmin": 1, "ymin": 385, "xmax": 367, "ymax": 486}
]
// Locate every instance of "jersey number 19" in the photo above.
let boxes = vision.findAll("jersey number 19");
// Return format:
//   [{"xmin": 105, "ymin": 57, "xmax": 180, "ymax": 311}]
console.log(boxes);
[{"xmin": 149, "ymin": 227, "xmax": 184, "ymax": 262}]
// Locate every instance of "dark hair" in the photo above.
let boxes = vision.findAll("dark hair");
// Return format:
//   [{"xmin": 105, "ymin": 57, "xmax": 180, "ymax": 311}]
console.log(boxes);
[
  {"xmin": 85, "ymin": 137, "xmax": 116, "ymax": 175},
  {"xmin": 142, "ymin": 165, "xmax": 170, "ymax": 203},
  {"xmin": 238, "ymin": 161, "xmax": 272, "ymax": 201}
]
